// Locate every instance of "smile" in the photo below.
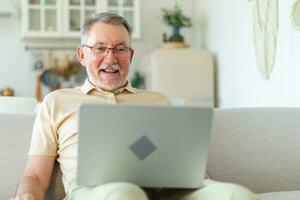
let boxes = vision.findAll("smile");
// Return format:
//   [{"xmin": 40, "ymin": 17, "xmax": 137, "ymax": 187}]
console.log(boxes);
[{"xmin": 100, "ymin": 68, "xmax": 120, "ymax": 73}]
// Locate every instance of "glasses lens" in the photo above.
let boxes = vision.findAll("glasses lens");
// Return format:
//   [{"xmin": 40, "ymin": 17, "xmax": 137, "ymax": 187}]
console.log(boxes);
[
  {"xmin": 93, "ymin": 46, "xmax": 108, "ymax": 54},
  {"xmin": 115, "ymin": 47, "xmax": 130, "ymax": 55}
]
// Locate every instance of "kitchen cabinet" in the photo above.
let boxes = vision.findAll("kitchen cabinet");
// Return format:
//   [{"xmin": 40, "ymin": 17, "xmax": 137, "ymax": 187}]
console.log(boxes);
[
  {"xmin": 21, "ymin": 0, "xmax": 63, "ymax": 38},
  {"xmin": 65, "ymin": 0, "xmax": 98, "ymax": 37},
  {"xmin": 105, "ymin": 0, "xmax": 140, "ymax": 38},
  {"xmin": 21, "ymin": 0, "xmax": 140, "ymax": 39}
]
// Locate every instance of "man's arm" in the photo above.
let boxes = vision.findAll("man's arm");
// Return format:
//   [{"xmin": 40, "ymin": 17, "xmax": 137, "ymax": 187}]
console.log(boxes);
[{"xmin": 14, "ymin": 155, "xmax": 56, "ymax": 200}]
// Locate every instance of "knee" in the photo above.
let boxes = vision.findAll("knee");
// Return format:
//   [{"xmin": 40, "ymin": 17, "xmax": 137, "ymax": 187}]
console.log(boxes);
[
  {"xmin": 213, "ymin": 183, "xmax": 257, "ymax": 200},
  {"xmin": 188, "ymin": 181, "xmax": 257, "ymax": 200},
  {"xmin": 103, "ymin": 182, "xmax": 148, "ymax": 200}
]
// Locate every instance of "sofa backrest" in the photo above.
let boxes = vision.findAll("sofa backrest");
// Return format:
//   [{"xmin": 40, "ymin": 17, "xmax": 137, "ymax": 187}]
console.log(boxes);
[
  {"xmin": 208, "ymin": 108, "xmax": 300, "ymax": 193},
  {"xmin": 0, "ymin": 114, "xmax": 36, "ymax": 199},
  {"xmin": 0, "ymin": 97, "xmax": 37, "ymax": 114}
]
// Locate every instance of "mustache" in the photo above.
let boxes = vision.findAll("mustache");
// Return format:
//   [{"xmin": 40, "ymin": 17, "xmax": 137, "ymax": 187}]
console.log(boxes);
[{"xmin": 100, "ymin": 64, "xmax": 120, "ymax": 71}]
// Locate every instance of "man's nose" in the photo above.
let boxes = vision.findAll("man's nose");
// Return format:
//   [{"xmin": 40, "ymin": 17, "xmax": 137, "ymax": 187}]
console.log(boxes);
[{"xmin": 104, "ymin": 49, "xmax": 117, "ymax": 64}]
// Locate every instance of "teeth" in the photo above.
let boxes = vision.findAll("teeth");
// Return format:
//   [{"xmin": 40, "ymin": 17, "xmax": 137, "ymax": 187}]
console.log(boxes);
[
  {"xmin": 106, "ymin": 69, "xmax": 116, "ymax": 72},
  {"xmin": 102, "ymin": 69, "xmax": 118, "ymax": 73},
  {"xmin": 100, "ymin": 65, "xmax": 120, "ymax": 73}
]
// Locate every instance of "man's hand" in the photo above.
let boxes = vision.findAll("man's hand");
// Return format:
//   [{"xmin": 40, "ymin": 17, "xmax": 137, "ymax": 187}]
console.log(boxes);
[{"xmin": 204, "ymin": 172, "xmax": 211, "ymax": 180}]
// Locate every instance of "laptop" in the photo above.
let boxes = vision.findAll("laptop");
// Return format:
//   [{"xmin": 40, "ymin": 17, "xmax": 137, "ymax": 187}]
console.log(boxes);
[{"xmin": 77, "ymin": 104, "xmax": 213, "ymax": 188}]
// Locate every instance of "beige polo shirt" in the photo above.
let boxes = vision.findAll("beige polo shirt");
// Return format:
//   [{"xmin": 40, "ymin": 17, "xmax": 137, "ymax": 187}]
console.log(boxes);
[{"xmin": 29, "ymin": 80, "xmax": 171, "ymax": 198}]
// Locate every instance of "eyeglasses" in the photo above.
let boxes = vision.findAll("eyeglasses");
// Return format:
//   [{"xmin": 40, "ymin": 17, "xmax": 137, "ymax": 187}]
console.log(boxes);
[{"xmin": 82, "ymin": 44, "xmax": 132, "ymax": 57}]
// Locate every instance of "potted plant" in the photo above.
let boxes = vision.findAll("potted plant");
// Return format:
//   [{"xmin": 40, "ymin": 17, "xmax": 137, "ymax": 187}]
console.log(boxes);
[{"xmin": 161, "ymin": 4, "xmax": 192, "ymax": 42}]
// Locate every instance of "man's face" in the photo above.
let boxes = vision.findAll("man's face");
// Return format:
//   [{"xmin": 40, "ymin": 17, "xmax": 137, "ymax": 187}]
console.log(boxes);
[{"xmin": 77, "ymin": 22, "xmax": 134, "ymax": 91}]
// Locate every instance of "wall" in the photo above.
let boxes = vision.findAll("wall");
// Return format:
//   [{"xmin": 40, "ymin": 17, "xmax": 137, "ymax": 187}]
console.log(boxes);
[
  {"xmin": 0, "ymin": 17, "xmax": 34, "ymax": 96},
  {"xmin": 197, "ymin": 0, "xmax": 300, "ymax": 107},
  {"xmin": 0, "ymin": 0, "xmax": 197, "ymax": 97}
]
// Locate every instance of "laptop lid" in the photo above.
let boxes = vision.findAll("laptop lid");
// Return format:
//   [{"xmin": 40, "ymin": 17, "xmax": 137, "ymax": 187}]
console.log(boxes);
[{"xmin": 77, "ymin": 104, "xmax": 213, "ymax": 188}]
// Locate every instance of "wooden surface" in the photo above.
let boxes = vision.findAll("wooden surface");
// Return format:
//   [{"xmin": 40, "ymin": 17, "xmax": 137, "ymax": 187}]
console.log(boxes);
[{"xmin": 159, "ymin": 42, "xmax": 189, "ymax": 48}]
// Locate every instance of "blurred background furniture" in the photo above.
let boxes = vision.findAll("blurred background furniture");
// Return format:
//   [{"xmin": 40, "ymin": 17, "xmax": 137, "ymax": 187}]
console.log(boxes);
[
  {"xmin": 0, "ymin": 97, "xmax": 37, "ymax": 114},
  {"xmin": 142, "ymin": 48, "xmax": 214, "ymax": 107}
]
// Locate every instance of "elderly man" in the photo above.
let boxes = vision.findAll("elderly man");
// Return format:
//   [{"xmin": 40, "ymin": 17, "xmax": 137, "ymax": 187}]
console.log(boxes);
[{"xmin": 14, "ymin": 13, "xmax": 257, "ymax": 200}]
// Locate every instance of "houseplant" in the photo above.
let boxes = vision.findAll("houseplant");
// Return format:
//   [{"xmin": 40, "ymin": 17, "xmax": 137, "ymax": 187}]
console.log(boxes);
[{"xmin": 161, "ymin": 4, "xmax": 192, "ymax": 42}]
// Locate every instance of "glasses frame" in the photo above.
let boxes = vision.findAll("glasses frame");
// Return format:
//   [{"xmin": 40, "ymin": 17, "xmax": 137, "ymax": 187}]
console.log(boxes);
[{"xmin": 82, "ymin": 44, "xmax": 132, "ymax": 57}]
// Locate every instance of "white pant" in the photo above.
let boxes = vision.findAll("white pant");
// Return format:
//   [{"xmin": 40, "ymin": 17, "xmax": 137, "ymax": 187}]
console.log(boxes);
[{"xmin": 70, "ymin": 180, "xmax": 258, "ymax": 200}]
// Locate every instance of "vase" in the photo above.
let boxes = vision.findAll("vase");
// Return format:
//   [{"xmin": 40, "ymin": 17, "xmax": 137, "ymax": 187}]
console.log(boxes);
[{"xmin": 170, "ymin": 26, "xmax": 184, "ymax": 42}]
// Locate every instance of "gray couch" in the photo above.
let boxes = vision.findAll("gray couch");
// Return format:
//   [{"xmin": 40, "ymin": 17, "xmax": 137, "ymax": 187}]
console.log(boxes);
[{"xmin": 1, "ymin": 108, "xmax": 300, "ymax": 200}]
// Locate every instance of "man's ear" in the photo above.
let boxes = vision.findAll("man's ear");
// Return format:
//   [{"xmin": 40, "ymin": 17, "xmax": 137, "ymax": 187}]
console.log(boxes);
[
  {"xmin": 76, "ymin": 46, "xmax": 86, "ymax": 67},
  {"xmin": 129, "ymin": 49, "xmax": 135, "ymax": 64}
]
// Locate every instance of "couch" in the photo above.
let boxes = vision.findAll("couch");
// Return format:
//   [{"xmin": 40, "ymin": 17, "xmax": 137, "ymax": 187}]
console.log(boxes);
[{"xmin": 1, "ymin": 108, "xmax": 300, "ymax": 200}]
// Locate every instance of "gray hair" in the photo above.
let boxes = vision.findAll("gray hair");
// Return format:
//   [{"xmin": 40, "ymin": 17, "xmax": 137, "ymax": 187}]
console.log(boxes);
[{"xmin": 81, "ymin": 12, "xmax": 132, "ymax": 45}]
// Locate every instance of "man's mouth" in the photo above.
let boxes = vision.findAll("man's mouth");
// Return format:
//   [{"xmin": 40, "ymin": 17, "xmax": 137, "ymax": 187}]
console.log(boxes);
[
  {"xmin": 100, "ymin": 64, "xmax": 121, "ymax": 74},
  {"xmin": 100, "ymin": 68, "xmax": 120, "ymax": 73}
]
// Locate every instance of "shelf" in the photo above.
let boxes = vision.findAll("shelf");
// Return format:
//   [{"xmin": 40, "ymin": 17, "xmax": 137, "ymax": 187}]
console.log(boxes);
[{"xmin": 159, "ymin": 42, "xmax": 189, "ymax": 49}]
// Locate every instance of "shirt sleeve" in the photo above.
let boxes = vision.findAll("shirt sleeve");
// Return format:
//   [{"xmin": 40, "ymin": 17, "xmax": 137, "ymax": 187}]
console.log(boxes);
[{"xmin": 29, "ymin": 94, "xmax": 58, "ymax": 156}]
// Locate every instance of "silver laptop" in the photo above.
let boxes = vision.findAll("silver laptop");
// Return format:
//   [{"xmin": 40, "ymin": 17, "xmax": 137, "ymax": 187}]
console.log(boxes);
[{"xmin": 77, "ymin": 104, "xmax": 213, "ymax": 188}]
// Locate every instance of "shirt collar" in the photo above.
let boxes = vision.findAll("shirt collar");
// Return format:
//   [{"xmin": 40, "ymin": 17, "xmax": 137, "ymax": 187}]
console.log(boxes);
[{"xmin": 80, "ymin": 79, "xmax": 137, "ymax": 95}]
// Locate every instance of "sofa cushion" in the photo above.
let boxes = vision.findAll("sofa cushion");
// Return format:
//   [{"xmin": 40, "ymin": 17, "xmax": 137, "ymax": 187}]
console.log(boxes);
[
  {"xmin": 208, "ymin": 108, "xmax": 300, "ymax": 193},
  {"xmin": 258, "ymin": 191, "xmax": 300, "ymax": 200}
]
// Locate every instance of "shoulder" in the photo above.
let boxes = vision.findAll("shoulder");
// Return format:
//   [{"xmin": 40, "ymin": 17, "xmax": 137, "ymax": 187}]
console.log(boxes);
[
  {"xmin": 37, "ymin": 87, "xmax": 83, "ymax": 117},
  {"xmin": 44, "ymin": 87, "xmax": 82, "ymax": 103}
]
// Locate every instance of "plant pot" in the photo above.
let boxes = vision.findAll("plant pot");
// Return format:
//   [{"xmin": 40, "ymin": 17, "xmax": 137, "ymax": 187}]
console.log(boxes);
[{"xmin": 170, "ymin": 26, "xmax": 184, "ymax": 42}]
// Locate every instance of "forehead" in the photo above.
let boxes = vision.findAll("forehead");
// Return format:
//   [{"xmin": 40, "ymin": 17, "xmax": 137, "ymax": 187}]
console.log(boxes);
[{"xmin": 86, "ymin": 22, "xmax": 131, "ymax": 46}]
